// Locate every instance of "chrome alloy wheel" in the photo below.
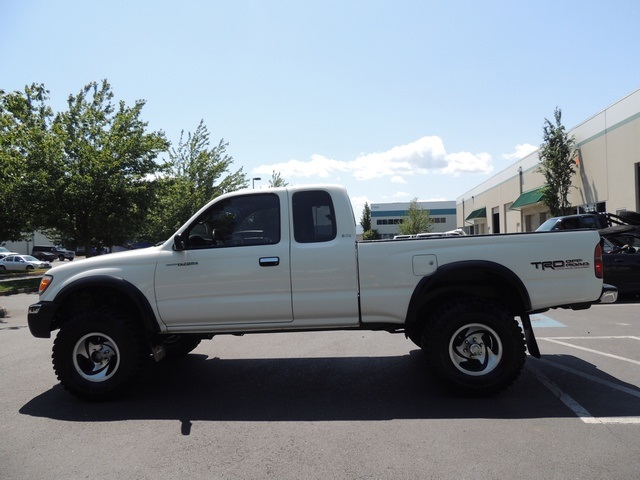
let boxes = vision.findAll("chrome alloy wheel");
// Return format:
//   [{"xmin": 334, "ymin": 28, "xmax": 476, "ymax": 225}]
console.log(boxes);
[
  {"xmin": 72, "ymin": 333, "xmax": 121, "ymax": 382},
  {"xmin": 449, "ymin": 323, "xmax": 503, "ymax": 376}
]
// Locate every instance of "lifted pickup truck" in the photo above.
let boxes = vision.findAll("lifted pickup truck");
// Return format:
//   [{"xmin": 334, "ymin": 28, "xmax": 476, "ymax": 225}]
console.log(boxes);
[{"xmin": 28, "ymin": 185, "xmax": 616, "ymax": 400}]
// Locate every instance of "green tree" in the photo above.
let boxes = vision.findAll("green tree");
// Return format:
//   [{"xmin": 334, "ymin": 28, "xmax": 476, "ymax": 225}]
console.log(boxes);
[
  {"xmin": 50, "ymin": 80, "xmax": 169, "ymax": 254},
  {"xmin": 360, "ymin": 202, "xmax": 372, "ymax": 231},
  {"xmin": 362, "ymin": 229, "xmax": 379, "ymax": 240},
  {"xmin": 268, "ymin": 170, "xmax": 288, "ymax": 187},
  {"xmin": 397, "ymin": 198, "xmax": 433, "ymax": 235},
  {"xmin": 359, "ymin": 202, "xmax": 378, "ymax": 240},
  {"xmin": 0, "ymin": 84, "xmax": 60, "ymax": 241},
  {"xmin": 538, "ymin": 107, "xmax": 577, "ymax": 216},
  {"xmin": 141, "ymin": 120, "xmax": 247, "ymax": 241}
]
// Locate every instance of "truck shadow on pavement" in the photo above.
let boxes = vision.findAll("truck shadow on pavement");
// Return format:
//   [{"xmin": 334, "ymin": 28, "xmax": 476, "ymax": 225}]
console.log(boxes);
[{"xmin": 20, "ymin": 351, "xmax": 640, "ymax": 432}]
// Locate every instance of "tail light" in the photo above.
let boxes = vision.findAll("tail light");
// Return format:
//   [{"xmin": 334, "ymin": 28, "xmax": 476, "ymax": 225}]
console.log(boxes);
[{"xmin": 594, "ymin": 243, "xmax": 604, "ymax": 279}]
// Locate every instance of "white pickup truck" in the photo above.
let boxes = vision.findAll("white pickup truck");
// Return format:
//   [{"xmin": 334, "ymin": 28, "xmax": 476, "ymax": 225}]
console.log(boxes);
[{"xmin": 28, "ymin": 185, "xmax": 616, "ymax": 400}]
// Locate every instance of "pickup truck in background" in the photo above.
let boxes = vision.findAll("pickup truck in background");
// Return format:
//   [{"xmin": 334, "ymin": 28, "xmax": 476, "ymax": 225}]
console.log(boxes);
[{"xmin": 27, "ymin": 185, "xmax": 616, "ymax": 400}]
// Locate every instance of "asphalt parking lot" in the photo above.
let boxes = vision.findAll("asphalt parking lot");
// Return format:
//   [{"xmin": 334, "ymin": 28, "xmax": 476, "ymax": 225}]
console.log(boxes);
[{"xmin": 1, "ymin": 293, "xmax": 639, "ymax": 479}]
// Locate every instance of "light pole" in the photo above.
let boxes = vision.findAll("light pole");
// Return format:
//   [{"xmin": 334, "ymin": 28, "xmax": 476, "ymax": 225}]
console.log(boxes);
[{"xmin": 252, "ymin": 177, "xmax": 261, "ymax": 189}]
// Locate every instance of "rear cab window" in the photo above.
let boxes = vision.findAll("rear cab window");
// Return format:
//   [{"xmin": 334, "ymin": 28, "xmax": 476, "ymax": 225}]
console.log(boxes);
[{"xmin": 292, "ymin": 190, "xmax": 337, "ymax": 243}]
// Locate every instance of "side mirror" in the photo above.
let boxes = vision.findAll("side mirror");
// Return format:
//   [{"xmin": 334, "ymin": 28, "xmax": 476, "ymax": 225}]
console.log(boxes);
[{"xmin": 173, "ymin": 233, "xmax": 186, "ymax": 251}]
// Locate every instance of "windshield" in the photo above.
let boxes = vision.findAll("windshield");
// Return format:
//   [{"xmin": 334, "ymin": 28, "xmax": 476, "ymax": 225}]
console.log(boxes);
[{"xmin": 536, "ymin": 218, "xmax": 560, "ymax": 231}]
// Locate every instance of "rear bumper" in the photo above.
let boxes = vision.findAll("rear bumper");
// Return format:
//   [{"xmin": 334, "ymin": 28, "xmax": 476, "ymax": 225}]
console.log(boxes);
[
  {"xmin": 598, "ymin": 284, "xmax": 618, "ymax": 304},
  {"xmin": 27, "ymin": 301, "xmax": 59, "ymax": 338}
]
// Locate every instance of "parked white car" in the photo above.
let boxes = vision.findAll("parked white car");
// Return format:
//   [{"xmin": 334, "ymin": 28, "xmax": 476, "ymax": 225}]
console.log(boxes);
[{"xmin": 0, "ymin": 255, "xmax": 51, "ymax": 271}]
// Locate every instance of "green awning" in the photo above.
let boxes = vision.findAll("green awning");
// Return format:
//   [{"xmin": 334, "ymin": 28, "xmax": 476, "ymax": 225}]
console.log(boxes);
[
  {"xmin": 510, "ymin": 187, "xmax": 545, "ymax": 210},
  {"xmin": 465, "ymin": 207, "xmax": 486, "ymax": 221}
]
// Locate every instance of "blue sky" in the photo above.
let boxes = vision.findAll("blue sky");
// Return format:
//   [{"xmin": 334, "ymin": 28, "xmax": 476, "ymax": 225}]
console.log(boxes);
[{"xmin": 2, "ymin": 0, "xmax": 639, "ymax": 217}]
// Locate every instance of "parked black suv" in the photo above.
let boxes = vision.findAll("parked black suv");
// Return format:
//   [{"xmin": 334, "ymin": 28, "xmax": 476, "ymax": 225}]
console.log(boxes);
[{"xmin": 32, "ymin": 245, "xmax": 75, "ymax": 262}]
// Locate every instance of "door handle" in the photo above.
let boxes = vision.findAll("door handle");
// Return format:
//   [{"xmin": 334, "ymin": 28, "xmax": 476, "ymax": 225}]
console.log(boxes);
[{"xmin": 259, "ymin": 257, "xmax": 280, "ymax": 267}]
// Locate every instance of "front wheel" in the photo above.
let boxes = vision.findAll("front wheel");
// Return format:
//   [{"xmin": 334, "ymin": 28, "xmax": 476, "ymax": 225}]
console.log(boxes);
[
  {"xmin": 422, "ymin": 298, "xmax": 526, "ymax": 396},
  {"xmin": 52, "ymin": 309, "xmax": 148, "ymax": 400}
]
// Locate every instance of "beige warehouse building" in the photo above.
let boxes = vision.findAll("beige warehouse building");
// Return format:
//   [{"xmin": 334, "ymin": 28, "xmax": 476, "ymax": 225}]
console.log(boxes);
[{"xmin": 457, "ymin": 88, "xmax": 640, "ymax": 234}]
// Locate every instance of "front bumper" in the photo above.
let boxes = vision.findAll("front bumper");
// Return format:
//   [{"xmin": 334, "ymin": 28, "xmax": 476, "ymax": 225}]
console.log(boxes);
[
  {"xmin": 598, "ymin": 284, "xmax": 618, "ymax": 304},
  {"xmin": 27, "ymin": 301, "xmax": 59, "ymax": 338}
]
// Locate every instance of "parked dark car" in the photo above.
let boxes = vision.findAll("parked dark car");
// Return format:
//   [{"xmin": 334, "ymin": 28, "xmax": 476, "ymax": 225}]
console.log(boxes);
[
  {"xmin": 32, "ymin": 245, "xmax": 75, "ymax": 262},
  {"xmin": 31, "ymin": 249, "xmax": 56, "ymax": 262},
  {"xmin": 536, "ymin": 211, "xmax": 640, "ymax": 232},
  {"xmin": 600, "ymin": 225, "xmax": 640, "ymax": 295},
  {"xmin": 536, "ymin": 213, "xmax": 609, "ymax": 231}
]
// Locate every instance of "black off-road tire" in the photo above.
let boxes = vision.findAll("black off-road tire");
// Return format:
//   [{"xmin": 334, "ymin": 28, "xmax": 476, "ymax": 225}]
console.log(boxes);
[
  {"xmin": 421, "ymin": 298, "xmax": 526, "ymax": 396},
  {"xmin": 161, "ymin": 335, "xmax": 202, "ymax": 359},
  {"xmin": 52, "ymin": 309, "xmax": 149, "ymax": 400}
]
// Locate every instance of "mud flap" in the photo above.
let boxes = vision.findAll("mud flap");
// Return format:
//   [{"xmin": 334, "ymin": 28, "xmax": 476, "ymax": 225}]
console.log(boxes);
[{"xmin": 520, "ymin": 314, "xmax": 541, "ymax": 358}]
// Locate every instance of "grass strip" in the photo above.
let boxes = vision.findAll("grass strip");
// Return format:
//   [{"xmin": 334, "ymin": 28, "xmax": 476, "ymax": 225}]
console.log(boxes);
[{"xmin": 0, "ymin": 277, "xmax": 41, "ymax": 294}]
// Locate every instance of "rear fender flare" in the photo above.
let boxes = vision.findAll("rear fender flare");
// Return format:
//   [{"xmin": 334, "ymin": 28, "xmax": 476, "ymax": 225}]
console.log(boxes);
[{"xmin": 405, "ymin": 260, "xmax": 531, "ymax": 337}]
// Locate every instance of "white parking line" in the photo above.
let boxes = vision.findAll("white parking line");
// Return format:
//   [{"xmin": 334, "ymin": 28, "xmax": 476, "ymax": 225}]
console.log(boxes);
[
  {"xmin": 528, "ymin": 364, "xmax": 640, "ymax": 424},
  {"xmin": 541, "ymin": 336, "xmax": 640, "ymax": 341},
  {"xmin": 534, "ymin": 357, "xmax": 640, "ymax": 398},
  {"xmin": 539, "ymin": 337, "xmax": 640, "ymax": 366},
  {"xmin": 528, "ymin": 364, "xmax": 598, "ymax": 423},
  {"xmin": 530, "ymin": 336, "xmax": 640, "ymax": 425}
]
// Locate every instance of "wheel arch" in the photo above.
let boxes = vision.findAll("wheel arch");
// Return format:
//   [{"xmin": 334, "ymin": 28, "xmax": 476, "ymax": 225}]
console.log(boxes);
[
  {"xmin": 405, "ymin": 260, "xmax": 532, "ymax": 341},
  {"xmin": 52, "ymin": 275, "xmax": 160, "ymax": 336}
]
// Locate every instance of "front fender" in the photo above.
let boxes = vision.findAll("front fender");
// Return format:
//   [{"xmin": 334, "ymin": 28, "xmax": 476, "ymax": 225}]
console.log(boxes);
[{"xmin": 43, "ymin": 275, "xmax": 160, "ymax": 336}]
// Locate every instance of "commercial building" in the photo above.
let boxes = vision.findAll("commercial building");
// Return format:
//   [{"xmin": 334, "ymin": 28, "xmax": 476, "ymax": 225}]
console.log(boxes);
[
  {"xmin": 371, "ymin": 200, "xmax": 457, "ymax": 239},
  {"xmin": 2, "ymin": 232, "xmax": 52, "ymax": 256},
  {"xmin": 457, "ymin": 88, "xmax": 640, "ymax": 233}
]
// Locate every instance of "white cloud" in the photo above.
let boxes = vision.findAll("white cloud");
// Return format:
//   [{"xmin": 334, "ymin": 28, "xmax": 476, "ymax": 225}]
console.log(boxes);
[
  {"xmin": 501, "ymin": 143, "xmax": 538, "ymax": 161},
  {"xmin": 348, "ymin": 136, "xmax": 448, "ymax": 180},
  {"xmin": 392, "ymin": 191, "xmax": 412, "ymax": 200},
  {"xmin": 253, "ymin": 154, "xmax": 349, "ymax": 178},
  {"xmin": 441, "ymin": 151, "xmax": 493, "ymax": 176},
  {"xmin": 254, "ymin": 135, "xmax": 494, "ymax": 181}
]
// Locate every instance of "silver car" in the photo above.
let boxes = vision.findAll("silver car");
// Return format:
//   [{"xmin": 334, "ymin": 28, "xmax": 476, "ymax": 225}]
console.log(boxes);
[{"xmin": 0, "ymin": 255, "xmax": 51, "ymax": 271}]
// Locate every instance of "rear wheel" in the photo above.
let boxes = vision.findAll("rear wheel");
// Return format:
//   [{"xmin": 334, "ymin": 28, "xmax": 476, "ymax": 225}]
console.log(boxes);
[
  {"xmin": 422, "ymin": 298, "xmax": 526, "ymax": 396},
  {"xmin": 52, "ymin": 309, "xmax": 148, "ymax": 400}
]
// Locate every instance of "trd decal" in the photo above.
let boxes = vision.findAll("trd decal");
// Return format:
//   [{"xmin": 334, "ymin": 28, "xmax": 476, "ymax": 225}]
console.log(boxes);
[{"xmin": 531, "ymin": 259, "xmax": 590, "ymax": 271}]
